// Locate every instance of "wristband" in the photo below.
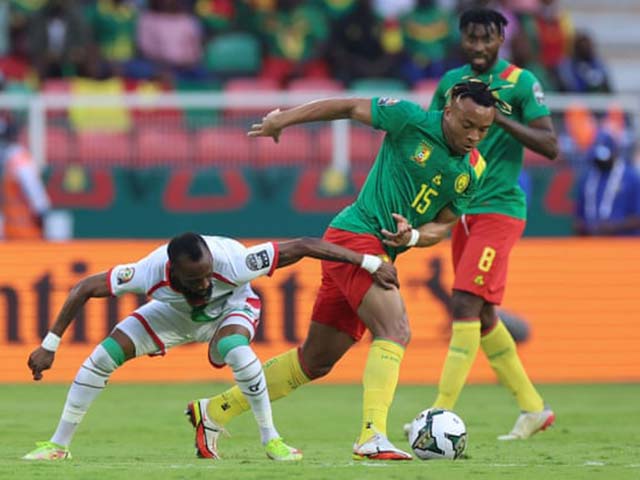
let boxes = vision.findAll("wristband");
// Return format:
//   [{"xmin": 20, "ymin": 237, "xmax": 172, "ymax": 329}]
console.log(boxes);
[
  {"xmin": 361, "ymin": 254, "xmax": 383, "ymax": 274},
  {"xmin": 406, "ymin": 229, "xmax": 420, "ymax": 247},
  {"xmin": 41, "ymin": 332, "xmax": 61, "ymax": 352}
]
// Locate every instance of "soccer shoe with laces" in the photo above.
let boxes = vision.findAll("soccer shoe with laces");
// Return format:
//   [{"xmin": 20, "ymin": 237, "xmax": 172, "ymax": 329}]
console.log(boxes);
[
  {"xmin": 498, "ymin": 407, "xmax": 556, "ymax": 440},
  {"xmin": 185, "ymin": 399, "xmax": 225, "ymax": 459},
  {"xmin": 264, "ymin": 437, "xmax": 303, "ymax": 461},
  {"xmin": 352, "ymin": 433, "xmax": 412, "ymax": 461},
  {"xmin": 22, "ymin": 441, "xmax": 71, "ymax": 460}
]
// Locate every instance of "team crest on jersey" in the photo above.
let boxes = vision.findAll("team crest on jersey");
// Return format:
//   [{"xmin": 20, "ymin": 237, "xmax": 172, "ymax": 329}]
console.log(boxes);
[
  {"xmin": 245, "ymin": 249, "xmax": 270, "ymax": 271},
  {"xmin": 116, "ymin": 267, "xmax": 135, "ymax": 285},
  {"xmin": 454, "ymin": 173, "xmax": 470, "ymax": 193},
  {"xmin": 412, "ymin": 141, "xmax": 433, "ymax": 166},
  {"xmin": 377, "ymin": 97, "xmax": 400, "ymax": 106}
]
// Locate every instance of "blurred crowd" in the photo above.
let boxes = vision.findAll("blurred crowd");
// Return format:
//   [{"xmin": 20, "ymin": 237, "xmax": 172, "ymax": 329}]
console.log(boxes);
[
  {"xmin": 0, "ymin": 0, "xmax": 612, "ymax": 93},
  {"xmin": 0, "ymin": 0, "xmax": 638, "ymax": 240}
]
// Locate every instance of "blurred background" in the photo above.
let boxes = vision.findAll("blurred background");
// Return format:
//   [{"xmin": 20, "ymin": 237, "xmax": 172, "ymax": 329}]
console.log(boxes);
[{"xmin": 0, "ymin": 0, "xmax": 638, "ymax": 384}]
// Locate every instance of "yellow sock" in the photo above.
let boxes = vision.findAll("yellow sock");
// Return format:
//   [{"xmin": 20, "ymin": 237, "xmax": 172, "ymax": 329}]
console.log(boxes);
[
  {"xmin": 481, "ymin": 319, "xmax": 544, "ymax": 412},
  {"xmin": 432, "ymin": 320, "xmax": 481, "ymax": 410},
  {"xmin": 359, "ymin": 339, "xmax": 405, "ymax": 443},
  {"xmin": 206, "ymin": 348, "xmax": 310, "ymax": 425}
]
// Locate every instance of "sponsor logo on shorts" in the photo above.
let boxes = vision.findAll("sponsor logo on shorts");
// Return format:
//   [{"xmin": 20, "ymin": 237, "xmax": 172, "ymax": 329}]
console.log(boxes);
[
  {"xmin": 455, "ymin": 173, "xmax": 470, "ymax": 193},
  {"xmin": 116, "ymin": 267, "xmax": 135, "ymax": 285},
  {"xmin": 245, "ymin": 249, "xmax": 271, "ymax": 271},
  {"xmin": 473, "ymin": 275, "xmax": 484, "ymax": 286}
]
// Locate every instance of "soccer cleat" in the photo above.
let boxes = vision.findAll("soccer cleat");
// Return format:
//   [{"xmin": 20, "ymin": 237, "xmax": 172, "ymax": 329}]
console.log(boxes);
[
  {"xmin": 185, "ymin": 399, "xmax": 225, "ymax": 459},
  {"xmin": 498, "ymin": 408, "xmax": 556, "ymax": 440},
  {"xmin": 22, "ymin": 441, "xmax": 71, "ymax": 461},
  {"xmin": 264, "ymin": 437, "xmax": 303, "ymax": 461},
  {"xmin": 352, "ymin": 433, "xmax": 413, "ymax": 461}
]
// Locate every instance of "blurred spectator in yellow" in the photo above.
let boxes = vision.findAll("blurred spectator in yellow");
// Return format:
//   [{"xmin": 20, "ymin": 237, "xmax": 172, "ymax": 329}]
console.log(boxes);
[
  {"xmin": 325, "ymin": 1, "xmax": 401, "ymax": 85},
  {"xmin": 255, "ymin": 0, "xmax": 330, "ymax": 87},
  {"xmin": 27, "ymin": 0, "xmax": 90, "ymax": 80},
  {"xmin": 0, "ymin": 113, "xmax": 51, "ymax": 240},
  {"xmin": 557, "ymin": 31, "xmax": 611, "ymax": 94},
  {"xmin": 574, "ymin": 129, "xmax": 640, "ymax": 236},
  {"xmin": 400, "ymin": 0, "xmax": 457, "ymax": 84},
  {"xmin": 137, "ymin": 0, "xmax": 207, "ymax": 82},
  {"xmin": 85, "ymin": 0, "xmax": 138, "ymax": 78}
]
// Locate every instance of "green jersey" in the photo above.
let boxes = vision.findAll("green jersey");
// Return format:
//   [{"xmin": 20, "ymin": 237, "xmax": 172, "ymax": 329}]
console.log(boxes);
[
  {"xmin": 429, "ymin": 59, "xmax": 550, "ymax": 219},
  {"xmin": 330, "ymin": 97, "xmax": 487, "ymax": 260}
]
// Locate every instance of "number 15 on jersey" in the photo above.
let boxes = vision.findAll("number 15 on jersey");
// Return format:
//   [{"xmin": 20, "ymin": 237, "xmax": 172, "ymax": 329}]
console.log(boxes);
[{"xmin": 411, "ymin": 184, "xmax": 439, "ymax": 214}]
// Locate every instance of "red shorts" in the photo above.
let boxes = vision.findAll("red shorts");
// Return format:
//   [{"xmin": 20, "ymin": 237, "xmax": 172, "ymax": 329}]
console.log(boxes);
[
  {"xmin": 311, "ymin": 227, "xmax": 388, "ymax": 341},
  {"xmin": 451, "ymin": 213, "xmax": 525, "ymax": 305}
]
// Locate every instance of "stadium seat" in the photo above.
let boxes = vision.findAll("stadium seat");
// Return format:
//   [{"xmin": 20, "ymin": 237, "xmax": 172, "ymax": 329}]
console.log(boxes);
[
  {"xmin": 45, "ymin": 127, "xmax": 73, "ymax": 167},
  {"xmin": 127, "ymin": 80, "xmax": 182, "ymax": 128},
  {"xmin": 223, "ymin": 77, "xmax": 280, "ymax": 121},
  {"xmin": 42, "ymin": 79, "xmax": 72, "ymax": 122},
  {"xmin": 69, "ymin": 77, "xmax": 131, "ymax": 133},
  {"xmin": 316, "ymin": 126, "xmax": 383, "ymax": 168},
  {"xmin": 288, "ymin": 77, "xmax": 345, "ymax": 93},
  {"xmin": 195, "ymin": 127, "xmax": 251, "ymax": 166},
  {"xmin": 349, "ymin": 78, "xmax": 408, "ymax": 95},
  {"xmin": 176, "ymin": 79, "xmax": 222, "ymax": 129},
  {"xmin": 205, "ymin": 32, "xmax": 262, "ymax": 76},
  {"xmin": 77, "ymin": 131, "xmax": 132, "ymax": 167},
  {"xmin": 135, "ymin": 127, "xmax": 192, "ymax": 167},
  {"xmin": 253, "ymin": 127, "xmax": 313, "ymax": 167}
]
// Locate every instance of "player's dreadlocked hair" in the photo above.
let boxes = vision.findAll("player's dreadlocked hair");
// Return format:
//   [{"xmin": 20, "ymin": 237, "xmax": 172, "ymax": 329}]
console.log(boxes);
[
  {"xmin": 450, "ymin": 79, "xmax": 496, "ymax": 106},
  {"xmin": 459, "ymin": 8, "xmax": 508, "ymax": 36},
  {"xmin": 168, "ymin": 232, "xmax": 208, "ymax": 262}
]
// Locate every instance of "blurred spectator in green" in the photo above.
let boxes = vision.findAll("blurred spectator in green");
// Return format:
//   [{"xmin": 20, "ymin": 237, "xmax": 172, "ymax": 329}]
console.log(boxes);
[
  {"xmin": 400, "ymin": 0, "xmax": 457, "ymax": 84},
  {"xmin": 28, "ymin": 0, "xmax": 90, "ymax": 80},
  {"xmin": 255, "ymin": 0, "xmax": 330, "ymax": 87},
  {"xmin": 85, "ymin": 0, "xmax": 138, "ymax": 78},
  {"xmin": 574, "ymin": 129, "xmax": 640, "ymax": 236},
  {"xmin": 194, "ymin": 0, "xmax": 235, "ymax": 37},
  {"xmin": 557, "ymin": 31, "xmax": 611, "ymax": 94},
  {"xmin": 137, "ymin": 0, "xmax": 208, "ymax": 82},
  {"xmin": 325, "ymin": 1, "xmax": 401, "ymax": 85}
]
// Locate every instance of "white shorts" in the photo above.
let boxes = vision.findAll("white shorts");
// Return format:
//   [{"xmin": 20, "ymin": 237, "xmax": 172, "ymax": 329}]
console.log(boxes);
[{"xmin": 115, "ymin": 298, "xmax": 261, "ymax": 368}]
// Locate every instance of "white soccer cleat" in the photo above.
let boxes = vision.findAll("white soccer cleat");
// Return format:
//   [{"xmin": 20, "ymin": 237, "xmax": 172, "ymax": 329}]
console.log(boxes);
[
  {"xmin": 22, "ymin": 441, "xmax": 71, "ymax": 460},
  {"xmin": 353, "ymin": 433, "xmax": 413, "ymax": 461},
  {"xmin": 498, "ymin": 408, "xmax": 556, "ymax": 440},
  {"xmin": 185, "ymin": 398, "xmax": 225, "ymax": 459}
]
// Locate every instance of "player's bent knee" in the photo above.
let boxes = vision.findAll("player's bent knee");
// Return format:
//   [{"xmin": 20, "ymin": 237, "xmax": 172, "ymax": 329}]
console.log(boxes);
[{"xmin": 451, "ymin": 290, "xmax": 484, "ymax": 319}]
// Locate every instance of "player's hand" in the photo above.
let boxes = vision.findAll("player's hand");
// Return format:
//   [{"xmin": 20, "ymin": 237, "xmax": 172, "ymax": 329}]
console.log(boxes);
[
  {"xmin": 381, "ymin": 213, "xmax": 413, "ymax": 247},
  {"xmin": 371, "ymin": 261, "xmax": 399, "ymax": 290},
  {"xmin": 247, "ymin": 108, "xmax": 283, "ymax": 143},
  {"xmin": 27, "ymin": 346, "xmax": 55, "ymax": 381}
]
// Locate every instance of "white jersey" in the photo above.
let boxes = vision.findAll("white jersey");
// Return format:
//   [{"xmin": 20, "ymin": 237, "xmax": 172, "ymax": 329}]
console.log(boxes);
[{"xmin": 108, "ymin": 236, "xmax": 279, "ymax": 323}]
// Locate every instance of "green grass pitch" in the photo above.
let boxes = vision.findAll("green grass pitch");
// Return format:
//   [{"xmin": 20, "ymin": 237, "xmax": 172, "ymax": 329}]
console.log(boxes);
[{"xmin": 2, "ymin": 383, "xmax": 638, "ymax": 480}]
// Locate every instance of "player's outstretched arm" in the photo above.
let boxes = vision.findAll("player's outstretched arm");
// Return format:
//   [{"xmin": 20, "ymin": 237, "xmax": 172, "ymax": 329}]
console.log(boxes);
[
  {"xmin": 381, "ymin": 208, "xmax": 459, "ymax": 248},
  {"xmin": 275, "ymin": 237, "xmax": 399, "ymax": 289},
  {"xmin": 27, "ymin": 272, "xmax": 111, "ymax": 381},
  {"xmin": 247, "ymin": 98, "xmax": 372, "ymax": 143}
]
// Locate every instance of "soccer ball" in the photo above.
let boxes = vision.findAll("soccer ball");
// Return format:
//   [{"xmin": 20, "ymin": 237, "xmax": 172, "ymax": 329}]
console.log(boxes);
[{"xmin": 408, "ymin": 408, "xmax": 467, "ymax": 460}]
